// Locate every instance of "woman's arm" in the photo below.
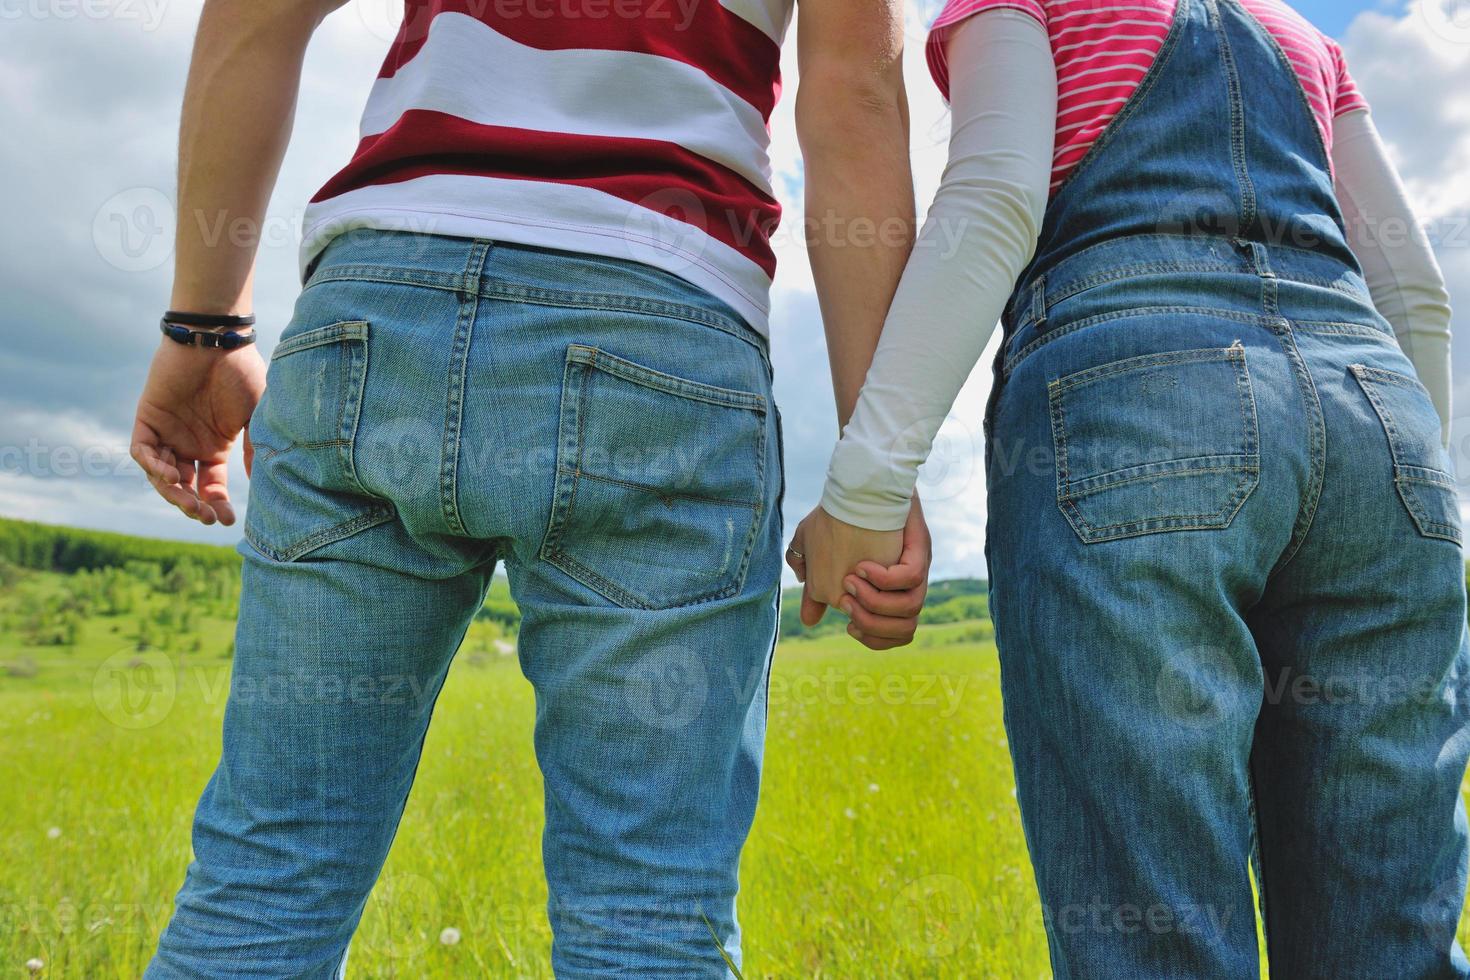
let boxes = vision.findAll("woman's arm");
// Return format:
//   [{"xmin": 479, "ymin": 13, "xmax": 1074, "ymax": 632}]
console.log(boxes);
[
  {"xmin": 1332, "ymin": 109, "xmax": 1455, "ymax": 447},
  {"xmin": 818, "ymin": 9, "xmax": 1057, "ymax": 530}
]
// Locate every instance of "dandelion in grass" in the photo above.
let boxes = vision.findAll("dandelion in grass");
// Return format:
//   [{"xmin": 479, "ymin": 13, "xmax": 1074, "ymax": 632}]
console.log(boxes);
[
  {"xmin": 439, "ymin": 927, "xmax": 461, "ymax": 946},
  {"xmin": 46, "ymin": 827, "xmax": 60, "ymax": 840},
  {"xmin": 26, "ymin": 959, "xmax": 44, "ymax": 975}
]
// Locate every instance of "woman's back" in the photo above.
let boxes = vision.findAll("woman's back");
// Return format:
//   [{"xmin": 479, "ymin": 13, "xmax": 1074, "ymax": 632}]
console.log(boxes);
[{"xmin": 928, "ymin": 0, "xmax": 1368, "ymax": 196}]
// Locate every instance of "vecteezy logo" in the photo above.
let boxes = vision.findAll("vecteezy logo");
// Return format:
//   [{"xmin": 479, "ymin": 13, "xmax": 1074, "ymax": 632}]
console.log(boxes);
[
  {"xmin": 92, "ymin": 187, "xmax": 174, "ymax": 273},
  {"xmin": 357, "ymin": 0, "xmax": 405, "ymax": 42},
  {"xmin": 358, "ymin": 872, "xmax": 442, "ymax": 960},
  {"xmin": 93, "ymin": 649, "xmax": 177, "ymax": 730},
  {"xmin": 621, "ymin": 188, "xmax": 711, "ymax": 276},
  {"xmin": 892, "ymin": 873, "xmax": 978, "ymax": 958},
  {"xmin": 625, "ymin": 646, "xmax": 709, "ymax": 731},
  {"xmin": 1155, "ymin": 644, "xmax": 1244, "ymax": 730},
  {"xmin": 1421, "ymin": 0, "xmax": 1470, "ymax": 46}
]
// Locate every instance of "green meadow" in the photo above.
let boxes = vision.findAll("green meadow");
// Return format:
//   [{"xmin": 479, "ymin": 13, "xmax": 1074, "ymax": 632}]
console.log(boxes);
[{"xmin": 0, "ymin": 517, "xmax": 1466, "ymax": 978}]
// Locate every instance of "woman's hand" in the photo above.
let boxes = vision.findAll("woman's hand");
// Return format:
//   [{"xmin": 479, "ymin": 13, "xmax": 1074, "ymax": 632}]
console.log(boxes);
[
  {"xmin": 787, "ymin": 496, "xmax": 931, "ymax": 650},
  {"xmin": 131, "ymin": 339, "xmax": 267, "ymax": 526}
]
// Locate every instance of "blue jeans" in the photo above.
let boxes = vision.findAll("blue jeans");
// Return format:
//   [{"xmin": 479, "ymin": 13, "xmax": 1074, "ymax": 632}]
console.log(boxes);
[
  {"xmin": 987, "ymin": 269, "xmax": 1470, "ymax": 978},
  {"xmin": 147, "ymin": 231, "xmax": 784, "ymax": 978},
  {"xmin": 986, "ymin": 0, "xmax": 1470, "ymax": 974}
]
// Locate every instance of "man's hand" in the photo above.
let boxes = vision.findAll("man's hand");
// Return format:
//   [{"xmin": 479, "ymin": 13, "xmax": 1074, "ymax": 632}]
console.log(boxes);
[
  {"xmin": 788, "ymin": 496, "xmax": 931, "ymax": 650},
  {"xmin": 131, "ymin": 340, "xmax": 265, "ymax": 526}
]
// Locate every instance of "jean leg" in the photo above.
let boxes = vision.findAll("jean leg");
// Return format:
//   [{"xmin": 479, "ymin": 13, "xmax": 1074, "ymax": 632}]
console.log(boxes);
[
  {"xmin": 1247, "ymin": 330, "xmax": 1470, "ymax": 978},
  {"xmin": 146, "ymin": 539, "xmax": 491, "ymax": 977}
]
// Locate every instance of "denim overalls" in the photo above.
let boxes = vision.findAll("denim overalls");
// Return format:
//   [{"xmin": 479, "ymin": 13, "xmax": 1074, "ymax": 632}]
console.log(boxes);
[{"xmin": 984, "ymin": 0, "xmax": 1470, "ymax": 975}]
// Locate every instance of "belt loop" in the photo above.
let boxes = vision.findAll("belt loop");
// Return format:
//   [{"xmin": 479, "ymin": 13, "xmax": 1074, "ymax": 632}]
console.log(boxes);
[
  {"xmin": 459, "ymin": 239, "xmax": 493, "ymax": 302},
  {"xmin": 1028, "ymin": 277, "xmax": 1048, "ymax": 328},
  {"xmin": 1237, "ymin": 240, "xmax": 1275, "ymax": 280}
]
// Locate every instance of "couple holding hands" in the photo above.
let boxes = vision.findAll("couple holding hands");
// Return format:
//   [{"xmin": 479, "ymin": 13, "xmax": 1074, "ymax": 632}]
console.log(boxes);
[{"xmin": 133, "ymin": 0, "xmax": 1466, "ymax": 975}]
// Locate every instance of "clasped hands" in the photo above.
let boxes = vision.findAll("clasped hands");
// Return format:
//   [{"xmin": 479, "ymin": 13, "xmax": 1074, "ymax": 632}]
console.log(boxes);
[{"xmin": 786, "ymin": 497, "xmax": 931, "ymax": 650}]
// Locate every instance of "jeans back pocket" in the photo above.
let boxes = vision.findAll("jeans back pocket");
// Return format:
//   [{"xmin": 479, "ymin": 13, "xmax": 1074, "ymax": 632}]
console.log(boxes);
[
  {"xmin": 1350, "ymin": 364, "xmax": 1461, "ymax": 545},
  {"xmin": 1048, "ymin": 344, "xmax": 1261, "ymax": 544},
  {"xmin": 540, "ymin": 345, "xmax": 769, "ymax": 609},
  {"xmin": 245, "ymin": 320, "xmax": 393, "ymax": 562}
]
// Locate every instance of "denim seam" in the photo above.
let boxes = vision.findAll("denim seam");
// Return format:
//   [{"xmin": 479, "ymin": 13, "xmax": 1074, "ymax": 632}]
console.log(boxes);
[
  {"xmin": 539, "ymin": 352, "xmax": 767, "ymax": 609},
  {"xmin": 1290, "ymin": 319, "xmax": 1392, "ymax": 339},
  {"xmin": 566, "ymin": 345, "xmax": 767, "ymax": 412},
  {"xmin": 1064, "ymin": 457, "xmax": 1260, "ymax": 497},
  {"xmin": 269, "ymin": 320, "xmax": 369, "ymax": 360},
  {"xmin": 1351, "ymin": 365, "xmax": 1463, "ymax": 544},
  {"xmin": 1236, "ymin": 0, "xmax": 1334, "ymax": 172},
  {"xmin": 1210, "ymin": 0, "xmax": 1259, "ymax": 231},
  {"xmin": 243, "ymin": 505, "xmax": 395, "ymax": 564},
  {"xmin": 307, "ymin": 266, "xmax": 766, "ymax": 361},
  {"xmin": 1044, "ymin": 0, "xmax": 1189, "ymax": 201},
  {"xmin": 339, "ymin": 324, "xmax": 370, "ymax": 492},
  {"xmin": 1005, "ymin": 306, "xmax": 1274, "ymax": 376},
  {"xmin": 439, "ymin": 242, "xmax": 491, "ymax": 535},
  {"xmin": 1049, "ymin": 343, "xmax": 1261, "ymax": 542},
  {"xmin": 1265, "ymin": 320, "xmax": 1328, "ymax": 575},
  {"xmin": 1051, "ymin": 345, "xmax": 1246, "ymax": 395},
  {"xmin": 1008, "ymin": 243, "xmax": 1366, "ymax": 333}
]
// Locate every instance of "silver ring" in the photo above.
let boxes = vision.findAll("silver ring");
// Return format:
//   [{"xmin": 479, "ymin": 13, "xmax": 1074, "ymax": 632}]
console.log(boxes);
[{"xmin": 786, "ymin": 547, "xmax": 805, "ymax": 560}]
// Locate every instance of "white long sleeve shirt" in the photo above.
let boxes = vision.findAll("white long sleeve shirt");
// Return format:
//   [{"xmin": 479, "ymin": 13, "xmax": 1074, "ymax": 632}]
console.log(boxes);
[{"xmin": 821, "ymin": 10, "xmax": 1454, "ymax": 531}]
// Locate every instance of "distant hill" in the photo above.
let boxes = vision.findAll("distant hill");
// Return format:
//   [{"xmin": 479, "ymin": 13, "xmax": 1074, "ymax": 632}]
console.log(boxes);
[{"xmin": 0, "ymin": 518, "xmax": 994, "ymax": 633}]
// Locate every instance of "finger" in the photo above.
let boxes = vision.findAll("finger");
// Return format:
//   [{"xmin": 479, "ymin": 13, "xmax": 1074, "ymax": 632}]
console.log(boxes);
[
  {"xmin": 799, "ymin": 585, "xmax": 827, "ymax": 628},
  {"xmin": 838, "ymin": 595, "xmax": 918, "ymax": 641},
  {"xmin": 196, "ymin": 460, "xmax": 235, "ymax": 526},
  {"xmin": 785, "ymin": 526, "xmax": 808, "ymax": 582},
  {"xmin": 846, "ymin": 622, "xmax": 912, "ymax": 651},
  {"xmin": 842, "ymin": 574, "xmax": 925, "ymax": 619},
  {"xmin": 153, "ymin": 479, "xmax": 208, "ymax": 521},
  {"xmin": 854, "ymin": 558, "xmax": 927, "ymax": 593},
  {"xmin": 130, "ymin": 425, "xmax": 180, "ymax": 485},
  {"xmin": 785, "ymin": 547, "xmax": 807, "ymax": 584}
]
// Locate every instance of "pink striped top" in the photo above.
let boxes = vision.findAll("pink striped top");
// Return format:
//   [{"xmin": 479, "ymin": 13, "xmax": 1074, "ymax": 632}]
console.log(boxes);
[{"xmin": 927, "ymin": 0, "xmax": 1371, "ymax": 195}]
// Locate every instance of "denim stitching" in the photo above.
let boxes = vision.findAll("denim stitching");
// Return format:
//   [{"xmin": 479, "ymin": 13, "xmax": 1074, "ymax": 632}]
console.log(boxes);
[
  {"xmin": 566, "ymin": 346, "xmax": 767, "ymax": 412},
  {"xmin": 540, "ymin": 349, "xmax": 768, "ymax": 609},
  {"xmin": 244, "ymin": 505, "xmax": 395, "ymax": 564},
  {"xmin": 1049, "ymin": 344, "xmax": 1261, "ymax": 542},
  {"xmin": 338, "ymin": 326, "xmax": 370, "ymax": 493},
  {"xmin": 307, "ymin": 265, "xmax": 767, "ymax": 362},
  {"xmin": 1051, "ymin": 345, "xmax": 1246, "ymax": 396},
  {"xmin": 1266, "ymin": 319, "xmax": 1328, "ymax": 576},
  {"xmin": 1044, "ymin": 0, "xmax": 1189, "ymax": 201},
  {"xmin": 439, "ymin": 242, "xmax": 490, "ymax": 535},
  {"xmin": 1005, "ymin": 306, "xmax": 1274, "ymax": 376},
  {"xmin": 1065, "ymin": 457, "xmax": 1259, "ymax": 496},
  {"xmin": 1209, "ymin": 0, "xmax": 1258, "ymax": 231},
  {"xmin": 1234, "ymin": 0, "xmax": 1334, "ymax": 171},
  {"xmin": 269, "ymin": 320, "xmax": 368, "ymax": 361},
  {"xmin": 1351, "ymin": 365, "xmax": 1462, "ymax": 543}
]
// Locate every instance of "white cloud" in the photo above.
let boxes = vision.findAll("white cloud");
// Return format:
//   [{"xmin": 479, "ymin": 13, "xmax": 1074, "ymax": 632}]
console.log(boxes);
[{"xmin": 2, "ymin": 1, "xmax": 1466, "ymax": 581}]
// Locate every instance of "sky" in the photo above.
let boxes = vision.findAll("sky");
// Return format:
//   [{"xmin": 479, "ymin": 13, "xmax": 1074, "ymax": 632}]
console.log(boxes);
[{"xmin": 0, "ymin": 0, "xmax": 1467, "ymax": 581}]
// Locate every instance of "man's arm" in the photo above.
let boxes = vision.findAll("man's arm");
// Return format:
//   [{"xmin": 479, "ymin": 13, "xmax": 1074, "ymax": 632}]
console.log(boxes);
[
  {"xmin": 795, "ymin": 0, "xmax": 915, "ymax": 429},
  {"xmin": 789, "ymin": 0, "xmax": 928, "ymax": 645},
  {"xmin": 132, "ymin": 0, "xmax": 345, "ymax": 524},
  {"xmin": 172, "ymin": 0, "xmax": 345, "ymax": 314}
]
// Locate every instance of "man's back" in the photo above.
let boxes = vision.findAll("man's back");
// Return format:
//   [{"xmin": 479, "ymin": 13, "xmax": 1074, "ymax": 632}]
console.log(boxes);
[{"xmin": 304, "ymin": 0, "xmax": 795, "ymax": 334}]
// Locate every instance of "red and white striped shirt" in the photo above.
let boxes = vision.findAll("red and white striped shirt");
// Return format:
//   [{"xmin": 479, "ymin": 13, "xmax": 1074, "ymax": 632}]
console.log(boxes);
[
  {"xmin": 927, "ymin": 0, "xmax": 1370, "ymax": 195},
  {"xmin": 302, "ymin": 0, "xmax": 794, "ymax": 335}
]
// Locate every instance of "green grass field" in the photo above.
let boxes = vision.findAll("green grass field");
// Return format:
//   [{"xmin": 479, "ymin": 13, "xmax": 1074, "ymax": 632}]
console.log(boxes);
[{"xmin": 1, "ymin": 519, "xmax": 1467, "ymax": 977}]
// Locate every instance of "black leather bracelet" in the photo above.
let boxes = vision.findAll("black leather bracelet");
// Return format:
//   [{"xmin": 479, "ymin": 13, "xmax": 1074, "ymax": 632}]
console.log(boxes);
[
  {"xmin": 160, "ymin": 319, "xmax": 257, "ymax": 350},
  {"xmin": 162, "ymin": 310, "xmax": 256, "ymax": 328}
]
